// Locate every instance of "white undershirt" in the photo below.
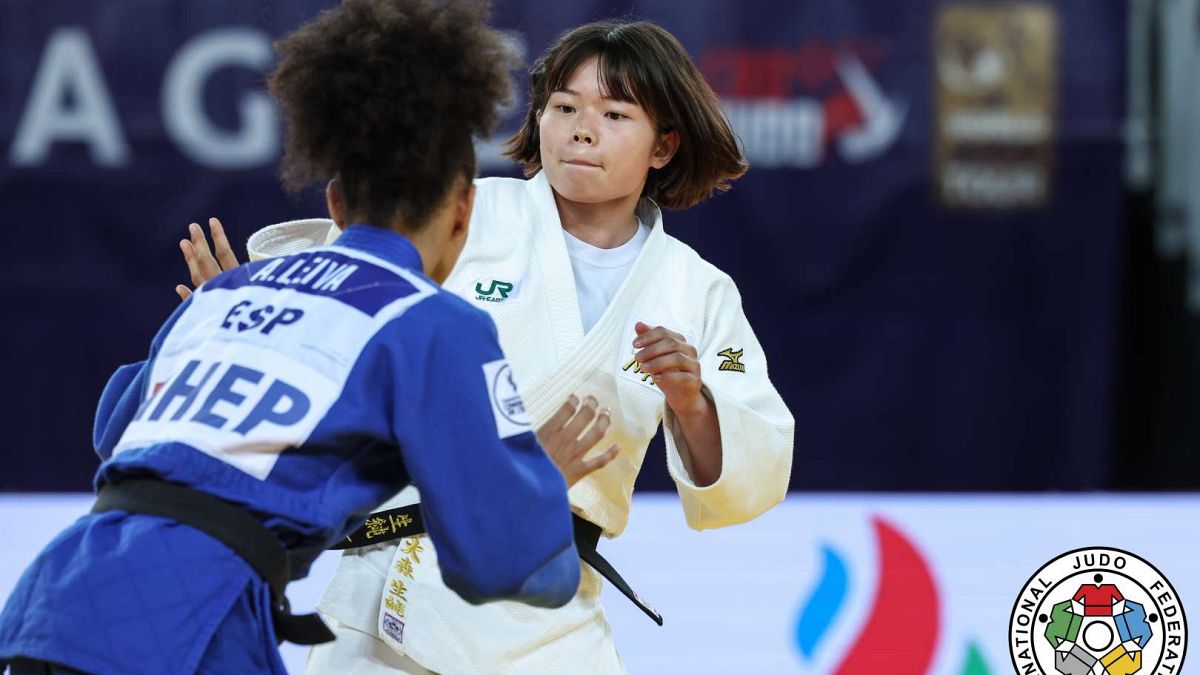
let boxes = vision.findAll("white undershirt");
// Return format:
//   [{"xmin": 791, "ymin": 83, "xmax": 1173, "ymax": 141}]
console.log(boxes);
[{"xmin": 563, "ymin": 220, "xmax": 650, "ymax": 334}]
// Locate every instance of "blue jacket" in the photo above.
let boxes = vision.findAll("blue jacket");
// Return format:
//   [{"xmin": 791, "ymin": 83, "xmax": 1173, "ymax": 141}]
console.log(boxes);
[{"xmin": 0, "ymin": 224, "xmax": 579, "ymax": 674}]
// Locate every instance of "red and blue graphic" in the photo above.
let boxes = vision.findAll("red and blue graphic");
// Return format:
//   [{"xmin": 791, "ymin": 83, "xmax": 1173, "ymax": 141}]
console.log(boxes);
[{"xmin": 795, "ymin": 516, "xmax": 992, "ymax": 674}]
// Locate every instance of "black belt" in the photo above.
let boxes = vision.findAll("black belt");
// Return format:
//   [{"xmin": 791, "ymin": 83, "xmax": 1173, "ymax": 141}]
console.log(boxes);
[
  {"xmin": 91, "ymin": 478, "xmax": 336, "ymax": 646},
  {"xmin": 334, "ymin": 504, "xmax": 664, "ymax": 626}
]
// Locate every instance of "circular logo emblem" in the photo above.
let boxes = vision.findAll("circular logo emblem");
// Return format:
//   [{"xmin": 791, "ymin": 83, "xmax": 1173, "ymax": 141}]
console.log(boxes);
[
  {"xmin": 490, "ymin": 363, "xmax": 528, "ymax": 425},
  {"xmin": 1010, "ymin": 547, "xmax": 1187, "ymax": 675}
]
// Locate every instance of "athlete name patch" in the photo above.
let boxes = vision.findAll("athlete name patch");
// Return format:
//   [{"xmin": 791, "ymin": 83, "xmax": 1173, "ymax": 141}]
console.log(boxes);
[{"xmin": 482, "ymin": 359, "xmax": 532, "ymax": 438}]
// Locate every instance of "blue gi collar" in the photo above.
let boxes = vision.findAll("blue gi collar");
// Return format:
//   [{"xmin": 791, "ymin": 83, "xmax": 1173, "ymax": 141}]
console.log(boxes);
[{"xmin": 331, "ymin": 224, "xmax": 424, "ymax": 273}]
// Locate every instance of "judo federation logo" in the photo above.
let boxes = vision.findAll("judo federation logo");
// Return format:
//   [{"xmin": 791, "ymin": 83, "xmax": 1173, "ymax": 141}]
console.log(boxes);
[
  {"xmin": 492, "ymin": 364, "xmax": 527, "ymax": 424},
  {"xmin": 382, "ymin": 612, "xmax": 404, "ymax": 644},
  {"xmin": 482, "ymin": 359, "xmax": 531, "ymax": 439},
  {"xmin": 1009, "ymin": 547, "xmax": 1187, "ymax": 675}
]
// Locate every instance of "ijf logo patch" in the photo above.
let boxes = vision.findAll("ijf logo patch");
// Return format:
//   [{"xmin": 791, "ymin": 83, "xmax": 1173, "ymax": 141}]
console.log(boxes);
[
  {"xmin": 482, "ymin": 359, "xmax": 531, "ymax": 438},
  {"xmin": 381, "ymin": 612, "xmax": 404, "ymax": 643},
  {"xmin": 1009, "ymin": 547, "xmax": 1187, "ymax": 675}
]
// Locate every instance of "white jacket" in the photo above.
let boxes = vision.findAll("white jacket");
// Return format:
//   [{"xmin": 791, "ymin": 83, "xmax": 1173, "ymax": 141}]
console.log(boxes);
[{"xmin": 260, "ymin": 172, "xmax": 794, "ymax": 674}]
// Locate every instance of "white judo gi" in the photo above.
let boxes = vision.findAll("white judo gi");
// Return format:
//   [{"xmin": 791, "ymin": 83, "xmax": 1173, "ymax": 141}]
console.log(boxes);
[{"xmin": 257, "ymin": 172, "xmax": 795, "ymax": 674}]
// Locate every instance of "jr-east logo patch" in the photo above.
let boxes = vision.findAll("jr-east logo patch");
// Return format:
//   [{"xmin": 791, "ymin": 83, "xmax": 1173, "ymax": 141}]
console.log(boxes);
[
  {"xmin": 482, "ymin": 359, "xmax": 531, "ymax": 438},
  {"xmin": 1009, "ymin": 546, "xmax": 1187, "ymax": 675},
  {"xmin": 474, "ymin": 278, "xmax": 518, "ymax": 304}
]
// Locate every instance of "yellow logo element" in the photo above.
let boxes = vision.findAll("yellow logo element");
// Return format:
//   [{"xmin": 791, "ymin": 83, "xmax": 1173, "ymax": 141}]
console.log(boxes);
[
  {"xmin": 718, "ymin": 348, "xmax": 746, "ymax": 373},
  {"xmin": 622, "ymin": 355, "xmax": 656, "ymax": 384}
]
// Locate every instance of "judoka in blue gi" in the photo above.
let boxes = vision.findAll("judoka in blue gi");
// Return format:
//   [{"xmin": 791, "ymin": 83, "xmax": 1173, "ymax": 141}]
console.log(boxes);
[{"xmin": 0, "ymin": 1, "xmax": 617, "ymax": 672}]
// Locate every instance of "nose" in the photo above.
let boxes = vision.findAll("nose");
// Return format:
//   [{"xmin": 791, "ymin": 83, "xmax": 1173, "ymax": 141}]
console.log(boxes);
[{"xmin": 572, "ymin": 127, "xmax": 594, "ymax": 145}]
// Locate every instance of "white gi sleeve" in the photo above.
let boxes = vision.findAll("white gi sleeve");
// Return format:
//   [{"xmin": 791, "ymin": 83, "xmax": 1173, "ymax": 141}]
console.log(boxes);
[{"xmin": 663, "ymin": 275, "xmax": 795, "ymax": 530}]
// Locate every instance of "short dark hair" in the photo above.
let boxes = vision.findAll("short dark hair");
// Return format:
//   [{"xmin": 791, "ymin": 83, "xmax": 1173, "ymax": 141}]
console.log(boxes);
[
  {"xmin": 505, "ymin": 20, "xmax": 748, "ymax": 210},
  {"xmin": 270, "ymin": 0, "xmax": 515, "ymax": 230}
]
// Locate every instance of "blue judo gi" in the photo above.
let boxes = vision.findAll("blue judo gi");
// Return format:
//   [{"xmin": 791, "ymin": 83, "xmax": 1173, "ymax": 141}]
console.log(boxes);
[{"xmin": 0, "ymin": 224, "xmax": 580, "ymax": 674}]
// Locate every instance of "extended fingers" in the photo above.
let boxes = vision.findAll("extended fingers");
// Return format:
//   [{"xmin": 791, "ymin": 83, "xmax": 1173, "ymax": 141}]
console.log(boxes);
[
  {"xmin": 562, "ymin": 396, "xmax": 600, "ymax": 439},
  {"xmin": 542, "ymin": 395, "xmax": 580, "ymax": 435},
  {"xmin": 187, "ymin": 223, "xmax": 222, "ymax": 279},
  {"xmin": 580, "ymin": 444, "xmax": 620, "ymax": 475},
  {"xmin": 209, "ymin": 218, "xmax": 240, "ymax": 270},
  {"xmin": 573, "ymin": 408, "xmax": 611, "ymax": 455},
  {"xmin": 181, "ymin": 239, "xmax": 207, "ymax": 288}
]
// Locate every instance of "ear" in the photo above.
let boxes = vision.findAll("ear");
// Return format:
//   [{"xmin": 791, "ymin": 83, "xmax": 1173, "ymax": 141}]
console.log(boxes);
[
  {"xmin": 453, "ymin": 180, "xmax": 476, "ymax": 239},
  {"xmin": 650, "ymin": 130, "xmax": 680, "ymax": 170},
  {"xmin": 325, "ymin": 179, "xmax": 349, "ymax": 229}
]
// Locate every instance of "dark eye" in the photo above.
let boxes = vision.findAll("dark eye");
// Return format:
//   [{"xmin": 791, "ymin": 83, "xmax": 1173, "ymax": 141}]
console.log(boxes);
[
  {"xmin": 556, "ymin": 105, "xmax": 576, "ymax": 114},
  {"xmin": 606, "ymin": 111, "xmax": 627, "ymax": 121}
]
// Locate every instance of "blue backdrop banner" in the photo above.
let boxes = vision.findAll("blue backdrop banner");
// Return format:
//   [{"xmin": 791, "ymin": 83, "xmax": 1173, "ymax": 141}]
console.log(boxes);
[{"xmin": 0, "ymin": 0, "xmax": 1126, "ymax": 491}]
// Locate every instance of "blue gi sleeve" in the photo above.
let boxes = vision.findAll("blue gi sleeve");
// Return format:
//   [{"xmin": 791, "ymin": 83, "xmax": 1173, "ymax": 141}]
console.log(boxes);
[
  {"xmin": 93, "ymin": 362, "xmax": 147, "ymax": 460},
  {"xmin": 387, "ymin": 296, "xmax": 580, "ymax": 608},
  {"xmin": 93, "ymin": 297, "xmax": 193, "ymax": 460}
]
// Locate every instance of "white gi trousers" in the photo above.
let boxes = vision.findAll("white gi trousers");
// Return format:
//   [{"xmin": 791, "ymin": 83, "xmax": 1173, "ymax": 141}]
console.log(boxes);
[{"xmin": 304, "ymin": 538, "xmax": 625, "ymax": 675}]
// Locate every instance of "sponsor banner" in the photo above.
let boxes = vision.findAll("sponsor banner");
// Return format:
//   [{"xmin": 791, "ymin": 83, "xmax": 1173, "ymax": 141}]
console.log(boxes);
[
  {"xmin": 934, "ymin": 3, "xmax": 1059, "ymax": 209},
  {"xmin": 3, "ymin": 494, "xmax": 1195, "ymax": 674},
  {"xmin": 0, "ymin": 1, "xmax": 1127, "ymax": 491}
]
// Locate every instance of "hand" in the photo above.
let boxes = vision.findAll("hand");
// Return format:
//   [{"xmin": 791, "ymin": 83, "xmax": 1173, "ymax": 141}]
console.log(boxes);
[
  {"xmin": 633, "ymin": 322, "xmax": 704, "ymax": 417},
  {"xmin": 176, "ymin": 217, "xmax": 241, "ymax": 300},
  {"xmin": 535, "ymin": 395, "xmax": 619, "ymax": 487}
]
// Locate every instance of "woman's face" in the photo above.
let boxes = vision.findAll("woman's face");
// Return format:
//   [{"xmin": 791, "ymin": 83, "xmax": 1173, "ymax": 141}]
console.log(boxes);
[{"xmin": 537, "ymin": 56, "xmax": 672, "ymax": 207}]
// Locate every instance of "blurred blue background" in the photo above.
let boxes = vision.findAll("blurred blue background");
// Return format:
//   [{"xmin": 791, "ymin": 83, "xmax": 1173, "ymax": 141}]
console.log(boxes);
[{"xmin": 0, "ymin": 0, "xmax": 1191, "ymax": 493}]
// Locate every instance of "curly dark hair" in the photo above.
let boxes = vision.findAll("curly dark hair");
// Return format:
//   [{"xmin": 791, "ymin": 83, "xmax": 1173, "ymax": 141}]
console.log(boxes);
[{"xmin": 269, "ymin": 0, "xmax": 515, "ymax": 230}]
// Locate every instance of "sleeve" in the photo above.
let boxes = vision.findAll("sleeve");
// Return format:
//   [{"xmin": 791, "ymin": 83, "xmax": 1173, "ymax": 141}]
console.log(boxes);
[
  {"xmin": 93, "ymin": 297, "xmax": 194, "ymax": 461},
  {"xmin": 663, "ymin": 275, "xmax": 795, "ymax": 530},
  {"xmin": 93, "ymin": 362, "xmax": 147, "ymax": 460},
  {"xmin": 388, "ymin": 300, "xmax": 580, "ymax": 608}
]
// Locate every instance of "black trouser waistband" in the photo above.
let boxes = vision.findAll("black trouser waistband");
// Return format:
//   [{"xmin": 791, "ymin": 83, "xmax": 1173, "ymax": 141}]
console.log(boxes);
[
  {"xmin": 92, "ymin": 478, "xmax": 335, "ymax": 645},
  {"xmin": 334, "ymin": 504, "xmax": 663, "ymax": 625}
]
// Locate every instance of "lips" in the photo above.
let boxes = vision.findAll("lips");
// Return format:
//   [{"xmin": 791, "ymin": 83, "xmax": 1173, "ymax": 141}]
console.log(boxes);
[{"xmin": 563, "ymin": 159, "xmax": 601, "ymax": 168}]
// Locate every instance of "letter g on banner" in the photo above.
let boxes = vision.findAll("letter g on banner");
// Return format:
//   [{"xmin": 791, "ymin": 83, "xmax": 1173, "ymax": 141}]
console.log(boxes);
[{"xmin": 162, "ymin": 27, "xmax": 278, "ymax": 168}]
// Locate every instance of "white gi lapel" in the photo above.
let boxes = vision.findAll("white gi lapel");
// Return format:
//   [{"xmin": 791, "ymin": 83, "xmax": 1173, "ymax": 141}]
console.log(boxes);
[
  {"xmin": 526, "ymin": 171, "xmax": 586, "ymax": 357},
  {"xmin": 519, "ymin": 183, "xmax": 669, "ymax": 427}
]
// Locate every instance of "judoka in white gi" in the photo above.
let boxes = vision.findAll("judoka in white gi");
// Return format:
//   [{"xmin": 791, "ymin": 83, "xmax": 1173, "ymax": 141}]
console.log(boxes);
[{"xmin": 179, "ymin": 19, "xmax": 795, "ymax": 675}]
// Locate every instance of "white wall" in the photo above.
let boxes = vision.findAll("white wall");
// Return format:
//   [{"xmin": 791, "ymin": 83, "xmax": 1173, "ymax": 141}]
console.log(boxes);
[{"xmin": 2, "ymin": 493, "xmax": 1196, "ymax": 674}]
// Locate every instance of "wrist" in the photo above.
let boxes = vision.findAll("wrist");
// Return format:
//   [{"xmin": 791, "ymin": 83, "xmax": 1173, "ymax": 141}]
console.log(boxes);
[{"xmin": 669, "ymin": 389, "xmax": 712, "ymax": 422}]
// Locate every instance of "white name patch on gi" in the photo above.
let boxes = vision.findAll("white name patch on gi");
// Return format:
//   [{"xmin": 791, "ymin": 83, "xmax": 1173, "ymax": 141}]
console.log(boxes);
[
  {"xmin": 114, "ymin": 346, "xmax": 336, "ymax": 479},
  {"xmin": 482, "ymin": 359, "xmax": 532, "ymax": 439}
]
